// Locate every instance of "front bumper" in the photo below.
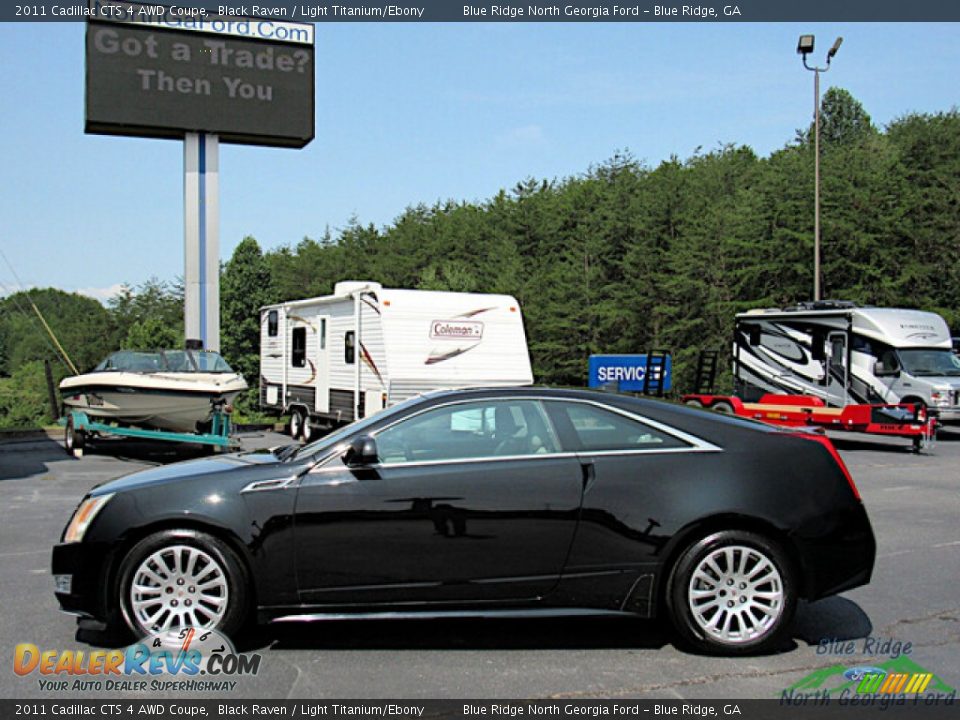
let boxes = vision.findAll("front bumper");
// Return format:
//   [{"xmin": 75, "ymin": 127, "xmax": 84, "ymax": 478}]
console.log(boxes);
[
  {"xmin": 51, "ymin": 541, "xmax": 112, "ymax": 622},
  {"xmin": 932, "ymin": 406, "xmax": 960, "ymax": 422}
]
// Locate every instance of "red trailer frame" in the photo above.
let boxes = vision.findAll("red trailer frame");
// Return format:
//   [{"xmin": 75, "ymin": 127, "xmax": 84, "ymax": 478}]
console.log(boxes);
[{"xmin": 681, "ymin": 393, "xmax": 937, "ymax": 451}]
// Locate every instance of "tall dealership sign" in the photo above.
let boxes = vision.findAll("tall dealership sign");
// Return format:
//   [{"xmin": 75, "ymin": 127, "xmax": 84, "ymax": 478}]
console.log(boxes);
[{"xmin": 85, "ymin": 1, "xmax": 315, "ymax": 350}]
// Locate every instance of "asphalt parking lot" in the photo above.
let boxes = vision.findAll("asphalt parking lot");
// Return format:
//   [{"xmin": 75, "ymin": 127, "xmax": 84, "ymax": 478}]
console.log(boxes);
[{"xmin": 1, "ymin": 425, "xmax": 958, "ymax": 700}]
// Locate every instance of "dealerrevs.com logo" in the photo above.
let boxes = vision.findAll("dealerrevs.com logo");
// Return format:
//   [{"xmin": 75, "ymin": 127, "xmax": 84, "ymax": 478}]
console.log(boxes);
[{"xmin": 14, "ymin": 628, "xmax": 261, "ymax": 692}]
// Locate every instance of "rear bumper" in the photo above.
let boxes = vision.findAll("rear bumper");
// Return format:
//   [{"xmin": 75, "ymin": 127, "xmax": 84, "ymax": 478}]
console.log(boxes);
[
  {"xmin": 51, "ymin": 541, "xmax": 111, "ymax": 622},
  {"xmin": 796, "ymin": 503, "xmax": 876, "ymax": 600}
]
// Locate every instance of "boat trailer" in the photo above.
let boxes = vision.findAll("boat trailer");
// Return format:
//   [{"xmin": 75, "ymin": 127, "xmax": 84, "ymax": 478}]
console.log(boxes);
[{"xmin": 59, "ymin": 406, "xmax": 238, "ymax": 458}]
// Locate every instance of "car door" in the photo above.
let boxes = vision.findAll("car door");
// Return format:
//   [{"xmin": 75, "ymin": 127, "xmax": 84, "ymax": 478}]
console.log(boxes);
[
  {"xmin": 293, "ymin": 398, "xmax": 585, "ymax": 605},
  {"xmin": 543, "ymin": 400, "xmax": 721, "ymax": 612}
]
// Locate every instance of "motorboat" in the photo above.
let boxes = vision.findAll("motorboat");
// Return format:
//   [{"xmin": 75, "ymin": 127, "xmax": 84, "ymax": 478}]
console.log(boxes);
[{"xmin": 59, "ymin": 349, "xmax": 248, "ymax": 434}]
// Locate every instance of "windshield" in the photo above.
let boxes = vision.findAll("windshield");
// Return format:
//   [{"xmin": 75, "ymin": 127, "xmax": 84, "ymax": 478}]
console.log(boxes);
[
  {"xmin": 92, "ymin": 350, "xmax": 234, "ymax": 373},
  {"xmin": 288, "ymin": 395, "xmax": 427, "ymax": 462},
  {"xmin": 898, "ymin": 348, "xmax": 960, "ymax": 377}
]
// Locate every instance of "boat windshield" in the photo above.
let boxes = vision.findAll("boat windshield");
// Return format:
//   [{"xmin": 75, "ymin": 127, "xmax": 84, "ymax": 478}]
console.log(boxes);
[
  {"xmin": 897, "ymin": 348, "xmax": 960, "ymax": 377},
  {"xmin": 92, "ymin": 350, "xmax": 235, "ymax": 373}
]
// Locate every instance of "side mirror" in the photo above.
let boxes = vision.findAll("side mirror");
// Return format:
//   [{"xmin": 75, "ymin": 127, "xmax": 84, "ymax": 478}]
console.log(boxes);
[{"xmin": 344, "ymin": 435, "xmax": 378, "ymax": 467}]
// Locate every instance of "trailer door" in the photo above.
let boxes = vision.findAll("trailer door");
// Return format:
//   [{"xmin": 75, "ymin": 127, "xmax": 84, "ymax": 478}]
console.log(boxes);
[
  {"xmin": 315, "ymin": 315, "xmax": 330, "ymax": 414},
  {"xmin": 827, "ymin": 332, "xmax": 849, "ymax": 406}
]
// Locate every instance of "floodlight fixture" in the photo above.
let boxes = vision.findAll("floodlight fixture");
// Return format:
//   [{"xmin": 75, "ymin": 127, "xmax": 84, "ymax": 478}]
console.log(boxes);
[
  {"xmin": 827, "ymin": 37, "xmax": 843, "ymax": 61},
  {"xmin": 797, "ymin": 34, "xmax": 815, "ymax": 55}
]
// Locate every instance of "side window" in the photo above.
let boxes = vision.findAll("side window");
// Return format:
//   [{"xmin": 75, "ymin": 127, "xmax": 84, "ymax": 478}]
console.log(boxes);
[
  {"xmin": 291, "ymin": 327, "xmax": 306, "ymax": 368},
  {"xmin": 376, "ymin": 400, "xmax": 561, "ymax": 464},
  {"xmin": 345, "ymin": 331, "xmax": 355, "ymax": 365},
  {"xmin": 878, "ymin": 349, "xmax": 899, "ymax": 372},
  {"xmin": 267, "ymin": 310, "xmax": 278, "ymax": 337},
  {"xmin": 553, "ymin": 402, "xmax": 688, "ymax": 452},
  {"xmin": 829, "ymin": 337, "xmax": 846, "ymax": 370}
]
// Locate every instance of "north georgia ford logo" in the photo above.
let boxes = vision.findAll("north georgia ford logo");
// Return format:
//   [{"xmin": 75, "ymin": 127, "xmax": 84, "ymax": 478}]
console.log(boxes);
[{"xmin": 430, "ymin": 320, "xmax": 484, "ymax": 340}]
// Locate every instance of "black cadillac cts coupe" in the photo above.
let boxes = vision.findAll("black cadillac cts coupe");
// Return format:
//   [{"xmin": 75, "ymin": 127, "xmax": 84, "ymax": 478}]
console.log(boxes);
[{"xmin": 53, "ymin": 387, "xmax": 875, "ymax": 654}]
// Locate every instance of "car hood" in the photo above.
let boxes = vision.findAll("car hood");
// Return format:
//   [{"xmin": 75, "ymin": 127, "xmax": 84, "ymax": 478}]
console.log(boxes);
[{"xmin": 90, "ymin": 451, "xmax": 290, "ymax": 496}]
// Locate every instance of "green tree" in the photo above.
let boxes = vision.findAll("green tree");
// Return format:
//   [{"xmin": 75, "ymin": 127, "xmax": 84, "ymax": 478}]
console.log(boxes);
[
  {"xmin": 220, "ymin": 237, "xmax": 274, "ymax": 390},
  {"xmin": 797, "ymin": 87, "xmax": 875, "ymax": 147},
  {"xmin": 819, "ymin": 87, "xmax": 875, "ymax": 146},
  {"xmin": 0, "ymin": 288, "xmax": 114, "ymax": 375},
  {"xmin": 108, "ymin": 278, "xmax": 183, "ymax": 350},
  {"xmin": 124, "ymin": 316, "xmax": 181, "ymax": 350},
  {"xmin": 0, "ymin": 361, "xmax": 55, "ymax": 429}
]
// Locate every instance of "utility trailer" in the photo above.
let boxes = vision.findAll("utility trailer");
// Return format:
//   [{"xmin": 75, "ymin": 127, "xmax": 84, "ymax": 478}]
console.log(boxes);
[
  {"xmin": 260, "ymin": 282, "xmax": 534, "ymax": 440},
  {"xmin": 59, "ymin": 406, "xmax": 237, "ymax": 458},
  {"xmin": 681, "ymin": 392, "xmax": 937, "ymax": 452}
]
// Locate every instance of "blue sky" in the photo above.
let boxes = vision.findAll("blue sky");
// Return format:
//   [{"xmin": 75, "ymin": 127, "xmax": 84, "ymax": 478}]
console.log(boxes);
[{"xmin": 0, "ymin": 21, "xmax": 957, "ymax": 300}]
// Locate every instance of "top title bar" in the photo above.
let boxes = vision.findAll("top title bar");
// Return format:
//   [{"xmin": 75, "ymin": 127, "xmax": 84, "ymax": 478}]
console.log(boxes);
[
  {"xmin": 86, "ymin": 0, "xmax": 314, "ymax": 43},
  {"xmin": 9, "ymin": 0, "xmax": 960, "ymax": 21}
]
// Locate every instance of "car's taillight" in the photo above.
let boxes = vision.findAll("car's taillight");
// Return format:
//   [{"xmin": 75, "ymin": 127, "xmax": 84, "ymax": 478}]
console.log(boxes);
[{"xmin": 788, "ymin": 432, "xmax": 860, "ymax": 501}]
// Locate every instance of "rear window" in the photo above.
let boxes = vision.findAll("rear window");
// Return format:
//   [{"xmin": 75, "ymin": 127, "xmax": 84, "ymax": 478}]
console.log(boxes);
[{"xmin": 555, "ymin": 402, "xmax": 688, "ymax": 451}]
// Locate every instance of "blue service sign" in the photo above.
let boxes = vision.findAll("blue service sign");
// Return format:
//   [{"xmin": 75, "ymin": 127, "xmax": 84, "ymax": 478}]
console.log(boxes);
[{"xmin": 588, "ymin": 354, "xmax": 672, "ymax": 392}]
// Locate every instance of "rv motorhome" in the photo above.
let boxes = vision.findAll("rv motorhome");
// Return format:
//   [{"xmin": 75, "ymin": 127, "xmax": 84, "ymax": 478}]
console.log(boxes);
[
  {"xmin": 733, "ymin": 301, "xmax": 960, "ymax": 421},
  {"xmin": 259, "ymin": 282, "xmax": 534, "ymax": 439}
]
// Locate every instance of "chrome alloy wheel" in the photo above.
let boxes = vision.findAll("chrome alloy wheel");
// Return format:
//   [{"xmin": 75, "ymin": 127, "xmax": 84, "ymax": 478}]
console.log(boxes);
[
  {"xmin": 129, "ymin": 545, "xmax": 229, "ymax": 634},
  {"xmin": 687, "ymin": 545, "xmax": 784, "ymax": 645}
]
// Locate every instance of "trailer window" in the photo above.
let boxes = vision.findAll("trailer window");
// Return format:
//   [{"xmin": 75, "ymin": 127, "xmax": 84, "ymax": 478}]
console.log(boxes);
[
  {"xmin": 345, "ymin": 331, "xmax": 355, "ymax": 365},
  {"xmin": 292, "ymin": 327, "xmax": 306, "ymax": 368},
  {"xmin": 267, "ymin": 310, "xmax": 278, "ymax": 337}
]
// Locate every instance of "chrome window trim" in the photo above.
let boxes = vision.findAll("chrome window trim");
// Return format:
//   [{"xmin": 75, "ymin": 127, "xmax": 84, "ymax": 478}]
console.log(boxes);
[{"xmin": 301, "ymin": 395, "xmax": 722, "ymax": 471}]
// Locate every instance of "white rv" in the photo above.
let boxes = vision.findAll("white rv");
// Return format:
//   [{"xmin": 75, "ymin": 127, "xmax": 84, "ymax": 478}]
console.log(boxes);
[
  {"xmin": 733, "ymin": 301, "xmax": 960, "ymax": 421},
  {"xmin": 259, "ymin": 282, "xmax": 534, "ymax": 439}
]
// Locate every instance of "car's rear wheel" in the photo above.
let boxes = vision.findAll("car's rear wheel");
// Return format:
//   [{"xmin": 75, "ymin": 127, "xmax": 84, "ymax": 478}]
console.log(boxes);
[
  {"xmin": 117, "ymin": 529, "xmax": 248, "ymax": 640},
  {"xmin": 667, "ymin": 530, "xmax": 795, "ymax": 655}
]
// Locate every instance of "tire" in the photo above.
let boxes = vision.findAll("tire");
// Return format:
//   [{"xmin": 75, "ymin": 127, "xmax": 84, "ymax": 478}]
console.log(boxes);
[
  {"xmin": 302, "ymin": 413, "xmax": 315, "ymax": 443},
  {"xmin": 666, "ymin": 530, "xmax": 795, "ymax": 655},
  {"xmin": 289, "ymin": 408, "xmax": 304, "ymax": 440},
  {"xmin": 64, "ymin": 416, "xmax": 85, "ymax": 456},
  {"xmin": 116, "ymin": 529, "xmax": 249, "ymax": 641},
  {"xmin": 684, "ymin": 399, "xmax": 704, "ymax": 408},
  {"xmin": 711, "ymin": 401, "xmax": 734, "ymax": 415}
]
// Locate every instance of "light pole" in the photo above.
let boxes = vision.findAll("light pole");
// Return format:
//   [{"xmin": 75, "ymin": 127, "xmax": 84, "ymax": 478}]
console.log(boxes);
[{"xmin": 797, "ymin": 34, "xmax": 842, "ymax": 302}]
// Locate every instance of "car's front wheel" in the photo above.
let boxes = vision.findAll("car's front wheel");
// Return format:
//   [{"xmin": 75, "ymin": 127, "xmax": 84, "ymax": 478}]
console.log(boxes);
[
  {"xmin": 117, "ymin": 529, "xmax": 249, "ymax": 640},
  {"xmin": 666, "ymin": 530, "xmax": 795, "ymax": 655}
]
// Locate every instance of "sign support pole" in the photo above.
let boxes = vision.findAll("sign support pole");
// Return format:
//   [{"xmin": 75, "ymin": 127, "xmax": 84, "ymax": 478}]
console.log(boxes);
[{"xmin": 184, "ymin": 132, "xmax": 220, "ymax": 352}]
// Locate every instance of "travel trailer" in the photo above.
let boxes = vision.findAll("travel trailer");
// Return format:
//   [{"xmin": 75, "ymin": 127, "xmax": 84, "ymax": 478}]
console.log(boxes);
[
  {"xmin": 733, "ymin": 301, "xmax": 960, "ymax": 421},
  {"xmin": 259, "ymin": 282, "xmax": 534, "ymax": 439}
]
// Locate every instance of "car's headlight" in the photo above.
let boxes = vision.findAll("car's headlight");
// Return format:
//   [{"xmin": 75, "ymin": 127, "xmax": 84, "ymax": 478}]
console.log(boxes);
[{"xmin": 62, "ymin": 493, "xmax": 114, "ymax": 544}]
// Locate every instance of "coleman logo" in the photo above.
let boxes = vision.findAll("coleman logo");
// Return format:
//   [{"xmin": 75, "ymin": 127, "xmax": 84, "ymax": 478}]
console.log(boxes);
[{"xmin": 430, "ymin": 321, "xmax": 483, "ymax": 340}]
